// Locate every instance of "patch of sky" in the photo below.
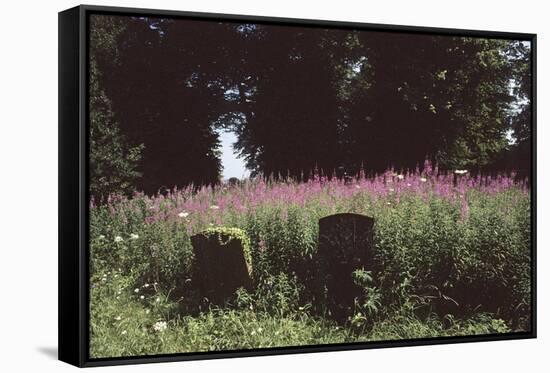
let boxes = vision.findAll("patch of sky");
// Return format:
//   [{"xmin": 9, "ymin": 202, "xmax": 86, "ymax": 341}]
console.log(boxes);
[{"xmin": 217, "ymin": 129, "xmax": 249, "ymax": 180}]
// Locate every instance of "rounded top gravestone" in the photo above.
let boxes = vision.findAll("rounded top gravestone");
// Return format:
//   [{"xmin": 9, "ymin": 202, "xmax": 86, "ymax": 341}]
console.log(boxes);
[{"xmin": 318, "ymin": 213, "xmax": 375, "ymax": 322}]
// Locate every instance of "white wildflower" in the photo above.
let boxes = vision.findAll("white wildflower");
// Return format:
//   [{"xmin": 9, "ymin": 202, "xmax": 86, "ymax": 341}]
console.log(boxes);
[
  {"xmin": 145, "ymin": 309, "xmax": 150, "ymax": 314},
  {"xmin": 397, "ymin": 174, "xmax": 404, "ymax": 180},
  {"xmin": 153, "ymin": 321, "xmax": 168, "ymax": 332},
  {"xmin": 178, "ymin": 211, "xmax": 190, "ymax": 218},
  {"xmin": 114, "ymin": 236, "xmax": 124, "ymax": 243},
  {"xmin": 407, "ymin": 183, "xmax": 412, "ymax": 187},
  {"xmin": 143, "ymin": 283, "xmax": 150, "ymax": 288},
  {"xmin": 98, "ymin": 235, "xmax": 105, "ymax": 240},
  {"xmin": 115, "ymin": 316, "xmax": 122, "ymax": 321},
  {"xmin": 130, "ymin": 233, "xmax": 139, "ymax": 240},
  {"xmin": 140, "ymin": 295, "xmax": 145, "ymax": 300},
  {"xmin": 156, "ymin": 297, "xmax": 161, "ymax": 303},
  {"xmin": 420, "ymin": 177, "xmax": 427, "ymax": 182},
  {"xmin": 454, "ymin": 169, "xmax": 468, "ymax": 175},
  {"xmin": 121, "ymin": 330, "xmax": 127, "ymax": 335},
  {"xmin": 210, "ymin": 205, "xmax": 220, "ymax": 210},
  {"xmin": 134, "ymin": 288, "xmax": 140, "ymax": 293}
]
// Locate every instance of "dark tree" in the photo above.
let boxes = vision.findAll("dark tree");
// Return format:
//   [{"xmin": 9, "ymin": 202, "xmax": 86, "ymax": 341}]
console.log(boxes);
[
  {"xmin": 337, "ymin": 33, "xmax": 531, "ymax": 174},
  {"xmin": 231, "ymin": 26, "xmax": 341, "ymax": 179},
  {"xmin": 100, "ymin": 17, "xmax": 233, "ymax": 193},
  {"xmin": 90, "ymin": 16, "xmax": 532, "ymax": 193},
  {"xmin": 89, "ymin": 15, "xmax": 143, "ymax": 201}
]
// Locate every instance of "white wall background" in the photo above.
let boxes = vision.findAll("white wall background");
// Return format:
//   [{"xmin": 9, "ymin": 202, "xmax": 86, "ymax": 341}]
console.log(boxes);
[{"xmin": 0, "ymin": 0, "xmax": 546, "ymax": 371}]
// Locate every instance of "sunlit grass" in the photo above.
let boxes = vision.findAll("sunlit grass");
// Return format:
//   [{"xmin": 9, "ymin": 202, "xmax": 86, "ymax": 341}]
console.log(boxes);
[{"xmin": 90, "ymin": 166, "xmax": 529, "ymax": 358}]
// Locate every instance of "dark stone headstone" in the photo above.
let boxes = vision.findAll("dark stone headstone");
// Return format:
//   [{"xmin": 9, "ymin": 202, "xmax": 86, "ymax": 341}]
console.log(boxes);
[
  {"xmin": 318, "ymin": 213, "xmax": 375, "ymax": 322},
  {"xmin": 191, "ymin": 229, "xmax": 252, "ymax": 304}
]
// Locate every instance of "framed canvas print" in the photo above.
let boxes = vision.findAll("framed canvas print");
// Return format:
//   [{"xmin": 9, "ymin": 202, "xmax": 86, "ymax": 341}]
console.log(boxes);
[{"xmin": 58, "ymin": 4, "xmax": 537, "ymax": 367}]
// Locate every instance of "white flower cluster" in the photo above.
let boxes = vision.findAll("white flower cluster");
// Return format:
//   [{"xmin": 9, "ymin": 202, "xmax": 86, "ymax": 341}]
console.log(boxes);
[{"xmin": 153, "ymin": 321, "xmax": 168, "ymax": 332}]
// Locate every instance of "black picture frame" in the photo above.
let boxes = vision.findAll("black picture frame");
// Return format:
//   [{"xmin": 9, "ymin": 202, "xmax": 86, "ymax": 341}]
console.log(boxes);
[{"xmin": 59, "ymin": 4, "xmax": 537, "ymax": 367}]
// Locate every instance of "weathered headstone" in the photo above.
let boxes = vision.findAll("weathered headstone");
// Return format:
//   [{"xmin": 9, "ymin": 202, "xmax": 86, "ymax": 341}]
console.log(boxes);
[
  {"xmin": 190, "ymin": 228, "xmax": 253, "ymax": 304},
  {"xmin": 318, "ymin": 213, "xmax": 374, "ymax": 322}
]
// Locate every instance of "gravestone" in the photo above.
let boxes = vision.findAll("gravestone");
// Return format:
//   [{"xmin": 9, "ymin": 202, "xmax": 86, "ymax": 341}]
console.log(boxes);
[
  {"xmin": 318, "ymin": 213, "xmax": 375, "ymax": 322},
  {"xmin": 190, "ymin": 228, "xmax": 253, "ymax": 304}
]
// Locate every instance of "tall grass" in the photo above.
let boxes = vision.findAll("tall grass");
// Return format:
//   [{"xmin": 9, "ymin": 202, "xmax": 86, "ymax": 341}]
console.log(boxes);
[{"xmin": 89, "ymin": 165, "xmax": 530, "ymax": 358}]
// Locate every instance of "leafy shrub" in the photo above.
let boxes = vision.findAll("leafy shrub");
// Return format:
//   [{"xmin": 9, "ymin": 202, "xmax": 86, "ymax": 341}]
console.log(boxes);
[
  {"xmin": 235, "ymin": 273, "xmax": 306, "ymax": 317},
  {"xmin": 90, "ymin": 204, "xmax": 194, "ymax": 293},
  {"xmin": 200, "ymin": 226, "xmax": 253, "ymax": 276},
  {"xmin": 350, "ymin": 269, "xmax": 382, "ymax": 330}
]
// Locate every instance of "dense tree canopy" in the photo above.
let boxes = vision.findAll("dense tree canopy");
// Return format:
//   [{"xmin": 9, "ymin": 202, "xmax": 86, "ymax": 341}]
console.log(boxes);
[
  {"xmin": 89, "ymin": 15, "xmax": 532, "ymax": 196},
  {"xmin": 89, "ymin": 16, "xmax": 143, "ymax": 201}
]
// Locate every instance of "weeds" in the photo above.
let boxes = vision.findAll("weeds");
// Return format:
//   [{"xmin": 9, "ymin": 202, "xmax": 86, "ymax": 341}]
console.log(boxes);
[{"xmin": 90, "ymin": 166, "xmax": 529, "ymax": 357}]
